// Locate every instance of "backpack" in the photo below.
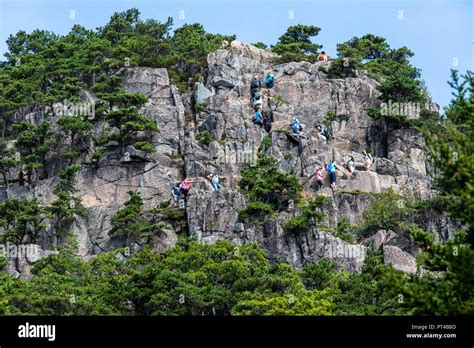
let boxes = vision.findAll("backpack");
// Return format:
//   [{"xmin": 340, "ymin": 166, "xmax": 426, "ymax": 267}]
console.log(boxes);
[{"xmin": 251, "ymin": 79, "xmax": 260, "ymax": 89}]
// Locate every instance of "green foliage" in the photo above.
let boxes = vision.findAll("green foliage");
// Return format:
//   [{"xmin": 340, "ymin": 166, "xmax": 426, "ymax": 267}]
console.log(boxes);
[
  {"xmin": 194, "ymin": 102, "xmax": 208, "ymax": 113},
  {"xmin": 239, "ymin": 155, "xmax": 302, "ymax": 220},
  {"xmin": 444, "ymin": 70, "xmax": 474, "ymax": 129},
  {"xmin": 332, "ymin": 34, "xmax": 425, "ymax": 112},
  {"xmin": 0, "ymin": 137, "xmax": 19, "ymax": 196},
  {"xmin": 238, "ymin": 201, "xmax": 275, "ymax": 224},
  {"xmin": 252, "ymin": 42, "xmax": 268, "ymax": 49},
  {"xmin": 334, "ymin": 218, "xmax": 354, "ymax": 244},
  {"xmin": 57, "ymin": 116, "xmax": 93, "ymax": 162},
  {"xmin": 0, "ymin": 238, "xmax": 336, "ymax": 316},
  {"xmin": 48, "ymin": 164, "xmax": 87, "ymax": 237},
  {"xmin": 385, "ymin": 227, "xmax": 474, "ymax": 315},
  {"xmin": 111, "ymin": 191, "xmax": 148, "ymax": 238},
  {"xmin": 259, "ymin": 135, "xmax": 272, "ymax": 152},
  {"xmin": 133, "ymin": 141, "xmax": 156, "ymax": 154},
  {"xmin": 12, "ymin": 120, "xmax": 56, "ymax": 183},
  {"xmin": 195, "ymin": 130, "xmax": 215, "ymax": 145},
  {"xmin": 272, "ymin": 25, "xmax": 323, "ymax": 63},
  {"xmin": 110, "ymin": 191, "xmax": 168, "ymax": 241},
  {"xmin": 0, "ymin": 198, "xmax": 46, "ymax": 245},
  {"xmin": 283, "ymin": 196, "xmax": 330, "ymax": 233},
  {"xmin": 301, "ymin": 245, "xmax": 401, "ymax": 315},
  {"xmin": 386, "ymin": 70, "xmax": 474, "ymax": 315},
  {"xmin": 99, "ymin": 92, "xmax": 158, "ymax": 154},
  {"xmin": 424, "ymin": 70, "xmax": 474, "ymax": 242},
  {"xmin": 335, "ymin": 34, "xmax": 418, "ymax": 81},
  {"xmin": 356, "ymin": 189, "xmax": 412, "ymax": 238},
  {"xmin": 162, "ymin": 23, "xmax": 235, "ymax": 87}
]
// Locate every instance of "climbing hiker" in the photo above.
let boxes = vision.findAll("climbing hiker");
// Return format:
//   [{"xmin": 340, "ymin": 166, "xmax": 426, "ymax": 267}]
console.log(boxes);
[
  {"xmin": 290, "ymin": 117, "xmax": 302, "ymax": 135},
  {"xmin": 253, "ymin": 91, "xmax": 263, "ymax": 110},
  {"xmin": 208, "ymin": 173, "xmax": 224, "ymax": 191},
  {"xmin": 318, "ymin": 51, "xmax": 328, "ymax": 62},
  {"xmin": 322, "ymin": 124, "xmax": 333, "ymax": 143},
  {"xmin": 253, "ymin": 108, "xmax": 264, "ymax": 126},
  {"xmin": 327, "ymin": 160, "xmax": 337, "ymax": 189},
  {"xmin": 363, "ymin": 150, "xmax": 373, "ymax": 170},
  {"xmin": 347, "ymin": 156, "xmax": 356, "ymax": 174},
  {"xmin": 172, "ymin": 183, "xmax": 181, "ymax": 206},
  {"xmin": 263, "ymin": 109, "xmax": 273, "ymax": 132},
  {"xmin": 315, "ymin": 166, "xmax": 324, "ymax": 191},
  {"xmin": 180, "ymin": 178, "xmax": 190, "ymax": 198},
  {"xmin": 265, "ymin": 73, "xmax": 275, "ymax": 89},
  {"xmin": 250, "ymin": 75, "xmax": 262, "ymax": 98},
  {"xmin": 315, "ymin": 124, "xmax": 327, "ymax": 143}
]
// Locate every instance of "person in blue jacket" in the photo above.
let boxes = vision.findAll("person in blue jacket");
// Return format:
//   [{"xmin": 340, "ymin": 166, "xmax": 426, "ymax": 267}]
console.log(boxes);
[{"xmin": 327, "ymin": 160, "xmax": 337, "ymax": 189}]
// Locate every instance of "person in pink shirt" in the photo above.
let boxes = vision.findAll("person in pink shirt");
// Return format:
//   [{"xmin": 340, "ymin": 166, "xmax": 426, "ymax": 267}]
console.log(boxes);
[
  {"xmin": 315, "ymin": 166, "xmax": 324, "ymax": 191},
  {"xmin": 180, "ymin": 178, "xmax": 190, "ymax": 198}
]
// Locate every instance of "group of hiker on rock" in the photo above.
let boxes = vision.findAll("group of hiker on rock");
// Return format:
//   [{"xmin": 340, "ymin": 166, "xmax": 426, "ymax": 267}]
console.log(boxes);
[
  {"xmin": 313, "ymin": 150, "xmax": 374, "ymax": 191},
  {"xmin": 171, "ymin": 173, "xmax": 224, "ymax": 207},
  {"xmin": 250, "ymin": 74, "xmax": 276, "ymax": 132}
]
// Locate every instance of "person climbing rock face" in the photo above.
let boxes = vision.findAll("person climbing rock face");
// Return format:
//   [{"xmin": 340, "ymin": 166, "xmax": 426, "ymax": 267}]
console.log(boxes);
[
  {"xmin": 315, "ymin": 166, "xmax": 324, "ymax": 190},
  {"xmin": 263, "ymin": 109, "xmax": 274, "ymax": 133},
  {"xmin": 180, "ymin": 178, "xmax": 190, "ymax": 198},
  {"xmin": 327, "ymin": 160, "xmax": 337, "ymax": 189},
  {"xmin": 172, "ymin": 183, "xmax": 181, "ymax": 206},
  {"xmin": 265, "ymin": 73, "xmax": 275, "ymax": 89},
  {"xmin": 318, "ymin": 51, "xmax": 328, "ymax": 62},
  {"xmin": 250, "ymin": 75, "xmax": 262, "ymax": 99},
  {"xmin": 208, "ymin": 173, "xmax": 223, "ymax": 191},
  {"xmin": 253, "ymin": 108, "xmax": 264, "ymax": 126},
  {"xmin": 290, "ymin": 117, "xmax": 302, "ymax": 135},
  {"xmin": 347, "ymin": 156, "xmax": 356, "ymax": 174},
  {"xmin": 363, "ymin": 151, "xmax": 373, "ymax": 170},
  {"xmin": 315, "ymin": 124, "xmax": 327, "ymax": 142},
  {"xmin": 253, "ymin": 91, "xmax": 263, "ymax": 110}
]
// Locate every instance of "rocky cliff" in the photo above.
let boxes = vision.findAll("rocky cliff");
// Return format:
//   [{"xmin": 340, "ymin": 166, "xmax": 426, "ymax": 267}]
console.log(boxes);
[{"xmin": 4, "ymin": 41, "xmax": 454, "ymax": 277}]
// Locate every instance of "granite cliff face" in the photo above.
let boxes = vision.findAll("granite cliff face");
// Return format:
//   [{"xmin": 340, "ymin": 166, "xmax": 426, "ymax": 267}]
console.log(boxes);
[{"xmin": 4, "ymin": 41, "xmax": 454, "ymax": 277}]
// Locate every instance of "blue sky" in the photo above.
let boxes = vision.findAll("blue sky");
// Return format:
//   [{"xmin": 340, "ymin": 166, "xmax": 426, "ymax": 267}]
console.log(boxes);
[{"xmin": 0, "ymin": 0, "xmax": 472, "ymax": 110}]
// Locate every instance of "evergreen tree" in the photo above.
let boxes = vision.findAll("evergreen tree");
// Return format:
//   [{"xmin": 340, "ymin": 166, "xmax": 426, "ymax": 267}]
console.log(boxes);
[
  {"xmin": 0, "ymin": 137, "xmax": 19, "ymax": 198},
  {"xmin": 272, "ymin": 25, "xmax": 322, "ymax": 63},
  {"xmin": 48, "ymin": 164, "xmax": 87, "ymax": 238}
]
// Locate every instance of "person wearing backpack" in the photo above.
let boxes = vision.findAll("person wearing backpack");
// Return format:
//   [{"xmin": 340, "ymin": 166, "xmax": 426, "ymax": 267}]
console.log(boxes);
[
  {"xmin": 327, "ymin": 160, "xmax": 337, "ymax": 189},
  {"xmin": 253, "ymin": 108, "xmax": 263, "ymax": 126},
  {"xmin": 172, "ymin": 183, "xmax": 181, "ymax": 206},
  {"xmin": 265, "ymin": 73, "xmax": 275, "ymax": 89},
  {"xmin": 253, "ymin": 92, "xmax": 263, "ymax": 110},
  {"xmin": 263, "ymin": 109, "xmax": 273, "ymax": 133},
  {"xmin": 290, "ymin": 117, "xmax": 302, "ymax": 135},
  {"xmin": 250, "ymin": 75, "xmax": 262, "ymax": 98},
  {"xmin": 180, "ymin": 178, "xmax": 190, "ymax": 198}
]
